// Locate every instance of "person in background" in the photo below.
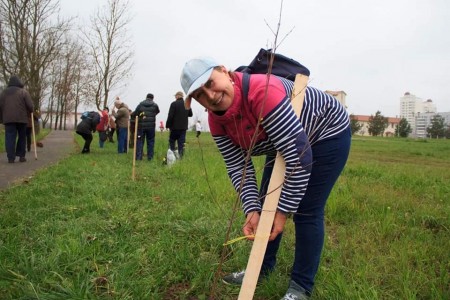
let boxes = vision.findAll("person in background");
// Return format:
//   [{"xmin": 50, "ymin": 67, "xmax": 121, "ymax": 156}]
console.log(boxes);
[
  {"xmin": 97, "ymin": 107, "xmax": 109, "ymax": 148},
  {"xmin": 159, "ymin": 120, "xmax": 165, "ymax": 133},
  {"xmin": 108, "ymin": 113, "xmax": 116, "ymax": 143},
  {"xmin": 129, "ymin": 109, "xmax": 135, "ymax": 150},
  {"xmin": 195, "ymin": 120, "xmax": 202, "ymax": 138},
  {"xmin": 180, "ymin": 57, "xmax": 350, "ymax": 299},
  {"xmin": 112, "ymin": 97, "xmax": 130, "ymax": 153},
  {"xmin": 76, "ymin": 111, "xmax": 100, "ymax": 154},
  {"xmin": 131, "ymin": 93, "xmax": 160, "ymax": 160},
  {"xmin": 166, "ymin": 91, "xmax": 192, "ymax": 158},
  {"xmin": 0, "ymin": 75, "xmax": 34, "ymax": 163}
]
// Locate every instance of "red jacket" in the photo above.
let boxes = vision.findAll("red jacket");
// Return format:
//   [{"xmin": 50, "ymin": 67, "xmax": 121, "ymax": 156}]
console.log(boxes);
[
  {"xmin": 208, "ymin": 72, "xmax": 286, "ymax": 149},
  {"xmin": 96, "ymin": 110, "xmax": 109, "ymax": 132}
]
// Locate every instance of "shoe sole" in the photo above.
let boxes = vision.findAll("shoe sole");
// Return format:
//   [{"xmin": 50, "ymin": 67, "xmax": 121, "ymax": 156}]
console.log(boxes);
[{"xmin": 222, "ymin": 279, "xmax": 241, "ymax": 286}]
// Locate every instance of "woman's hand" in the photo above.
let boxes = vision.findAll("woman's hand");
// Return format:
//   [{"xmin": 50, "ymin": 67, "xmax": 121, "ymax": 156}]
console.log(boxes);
[
  {"xmin": 269, "ymin": 211, "xmax": 287, "ymax": 241},
  {"xmin": 243, "ymin": 211, "xmax": 260, "ymax": 240},
  {"xmin": 242, "ymin": 211, "xmax": 288, "ymax": 241}
]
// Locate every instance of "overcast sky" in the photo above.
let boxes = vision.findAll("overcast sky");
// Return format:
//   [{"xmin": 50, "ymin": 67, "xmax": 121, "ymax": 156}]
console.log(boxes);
[{"xmin": 61, "ymin": 0, "xmax": 450, "ymax": 126}]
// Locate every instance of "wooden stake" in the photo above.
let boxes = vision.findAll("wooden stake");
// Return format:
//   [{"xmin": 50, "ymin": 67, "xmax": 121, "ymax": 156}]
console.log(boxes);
[
  {"xmin": 238, "ymin": 74, "xmax": 308, "ymax": 300},
  {"xmin": 127, "ymin": 119, "xmax": 130, "ymax": 154},
  {"xmin": 31, "ymin": 112, "xmax": 38, "ymax": 160},
  {"xmin": 132, "ymin": 116, "xmax": 138, "ymax": 180}
]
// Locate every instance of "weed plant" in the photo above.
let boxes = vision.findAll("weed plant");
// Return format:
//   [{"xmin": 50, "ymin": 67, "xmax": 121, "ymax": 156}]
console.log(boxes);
[{"xmin": 0, "ymin": 132, "xmax": 448, "ymax": 299}]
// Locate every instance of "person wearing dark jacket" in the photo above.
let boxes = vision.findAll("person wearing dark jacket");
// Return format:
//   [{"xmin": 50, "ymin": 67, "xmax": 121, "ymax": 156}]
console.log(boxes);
[
  {"xmin": 113, "ymin": 97, "xmax": 130, "ymax": 154},
  {"xmin": 76, "ymin": 112, "xmax": 100, "ymax": 154},
  {"xmin": 0, "ymin": 75, "xmax": 34, "ymax": 163},
  {"xmin": 166, "ymin": 91, "xmax": 193, "ymax": 158},
  {"xmin": 131, "ymin": 93, "xmax": 160, "ymax": 160}
]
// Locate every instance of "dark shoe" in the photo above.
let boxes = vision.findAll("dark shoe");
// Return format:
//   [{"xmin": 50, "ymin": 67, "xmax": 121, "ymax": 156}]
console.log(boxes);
[
  {"xmin": 223, "ymin": 270, "xmax": 245, "ymax": 286},
  {"xmin": 8, "ymin": 159, "xmax": 14, "ymax": 163},
  {"xmin": 19, "ymin": 157, "xmax": 26, "ymax": 162},
  {"xmin": 280, "ymin": 280, "xmax": 310, "ymax": 300},
  {"xmin": 222, "ymin": 270, "xmax": 264, "ymax": 286}
]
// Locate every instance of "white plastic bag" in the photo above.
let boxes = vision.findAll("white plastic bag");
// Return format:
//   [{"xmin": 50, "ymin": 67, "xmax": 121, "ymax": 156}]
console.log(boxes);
[{"xmin": 166, "ymin": 149, "xmax": 176, "ymax": 166}]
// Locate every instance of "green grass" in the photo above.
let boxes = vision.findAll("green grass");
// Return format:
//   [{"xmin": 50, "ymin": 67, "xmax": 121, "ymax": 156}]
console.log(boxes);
[{"xmin": 0, "ymin": 132, "xmax": 449, "ymax": 299}]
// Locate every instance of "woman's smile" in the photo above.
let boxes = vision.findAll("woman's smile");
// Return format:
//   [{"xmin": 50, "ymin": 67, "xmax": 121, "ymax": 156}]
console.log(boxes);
[{"xmin": 212, "ymin": 94, "xmax": 223, "ymax": 106}]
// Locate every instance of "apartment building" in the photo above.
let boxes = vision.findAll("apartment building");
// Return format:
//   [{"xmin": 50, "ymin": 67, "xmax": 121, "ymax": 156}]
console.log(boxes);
[
  {"xmin": 415, "ymin": 111, "xmax": 450, "ymax": 138},
  {"xmin": 400, "ymin": 92, "xmax": 437, "ymax": 137},
  {"xmin": 325, "ymin": 90, "xmax": 347, "ymax": 108}
]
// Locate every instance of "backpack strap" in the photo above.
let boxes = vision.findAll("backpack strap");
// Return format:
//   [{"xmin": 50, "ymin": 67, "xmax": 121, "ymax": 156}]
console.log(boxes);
[
  {"xmin": 242, "ymin": 72, "xmax": 307, "ymax": 116},
  {"xmin": 221, "ymin": 72, "xmax": 251, "ymax": 134},
  {"xmin": 242, "ymin": 72, "xmax": 250, "ymax": 103}
]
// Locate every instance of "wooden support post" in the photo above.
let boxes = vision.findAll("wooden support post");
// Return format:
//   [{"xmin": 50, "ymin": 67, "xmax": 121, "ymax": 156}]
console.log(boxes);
[
  {"xmin": 238, "ymin": 74, "xmax": 308, "ymax": 300},
  {"xmin": 31, "ymin": 112, "xmax": 38, "ymax": 160},
  {"xmin": 132, "ymin": 116, "xmax": 138, "ymax": 180},
  {"xmin": 127, "ymin": 119, "xmax": 131, "ymax": 154}
]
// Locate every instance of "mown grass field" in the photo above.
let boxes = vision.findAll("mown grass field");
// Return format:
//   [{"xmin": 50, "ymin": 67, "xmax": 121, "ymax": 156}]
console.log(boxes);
[{"xmin": 0, "ymin": 131, "xmax": 449, "ymax": 299}]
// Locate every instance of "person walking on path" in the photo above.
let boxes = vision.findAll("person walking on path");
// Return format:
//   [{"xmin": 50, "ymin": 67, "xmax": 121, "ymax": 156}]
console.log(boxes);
[
  {"xmin": 112, "ymin": 97, "xmax": 130, "ymax": 154},
  {"xmin": 96, "ymin": 107, "xmax": 110, "ymax": 148},
  {"xmin": 166, "ymin": 91, "xmax": 192, "ymax": 158},
  {"xmin": 180, "ymin": 57, "xmax": 350, "ymax": 299},
  {"xmin": 76, "ymin": 111, "xmax": 100, "ymax": 154},
  {"xmin": 0, "ymin": 75, "xmax": 34, "ymax": 163},
  {"xmin": 195, "ymin": 120, "xmax": 202, "ymax": 138},
  {"xmin": 131, "ymin": 93, "xmax": 160, "ymax": 160}
]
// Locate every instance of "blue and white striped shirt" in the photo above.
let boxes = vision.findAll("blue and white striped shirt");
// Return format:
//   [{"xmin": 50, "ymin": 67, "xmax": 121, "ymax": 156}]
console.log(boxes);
[{"xmin": 209, "ymin": 73, "xmax": 349, "ymax": 214}]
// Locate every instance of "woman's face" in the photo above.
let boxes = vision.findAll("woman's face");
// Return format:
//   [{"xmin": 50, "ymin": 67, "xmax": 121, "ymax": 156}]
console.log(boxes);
[{"xmin": 191, "ymin": 66, "xmax": 234, "ymax": 112}]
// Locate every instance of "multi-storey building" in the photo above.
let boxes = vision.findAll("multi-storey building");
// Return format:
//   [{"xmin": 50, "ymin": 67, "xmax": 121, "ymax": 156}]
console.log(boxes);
[
  {"xmin": 400, "ymin": 92, "xmax": 437, "ymax": 137},
  {"xmin": 415, "ymin": 111, "xmax": 450, "ymax": 138},
  {"xmin": 325, "ymin": 90, "xmax": 347, "ymax": 108}
]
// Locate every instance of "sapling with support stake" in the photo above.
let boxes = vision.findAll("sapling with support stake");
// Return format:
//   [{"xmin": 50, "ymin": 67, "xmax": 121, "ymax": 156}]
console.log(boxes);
[{"xmin": 132, "ymin": 115, "xmax": 138, "ymax": 180}]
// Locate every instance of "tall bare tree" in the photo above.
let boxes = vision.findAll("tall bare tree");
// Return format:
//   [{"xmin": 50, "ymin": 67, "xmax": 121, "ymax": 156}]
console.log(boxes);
[
  {"xmin": 50, "ymin": 37, "xmax": 86, "ymax": 130},
  {"xmin": 0, "ymin": 0, "xmax": 71, "ymax": 112},
  {"xmin": 83, "ymin": 0, "xmax": 134, "ymax": 110}
]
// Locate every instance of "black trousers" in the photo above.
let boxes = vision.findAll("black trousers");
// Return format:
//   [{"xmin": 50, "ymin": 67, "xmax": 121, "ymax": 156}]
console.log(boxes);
[{"xmin": 76, "ymin": 131, "xmax": 93, "ymax": 153}]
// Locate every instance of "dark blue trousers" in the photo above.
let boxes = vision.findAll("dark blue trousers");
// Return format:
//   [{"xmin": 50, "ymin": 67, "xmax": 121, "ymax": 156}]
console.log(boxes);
[
  {"xmin": 260, "ymin": 126, "xmax": 351, "ymax": 295},
  {"xmin": 169, "ymin": 129, "xmax": 187, "ymax": 158},
  {"xmin": 4, "ymin": 123, "xmax": 27, "ymax": 161},
  {"xmin": 117, "ymin": 127, "xmax": 128, "ymax": 153},
  {"xmin": 136, "ymin": 128, "xmax": 156, "ymax": 160}
]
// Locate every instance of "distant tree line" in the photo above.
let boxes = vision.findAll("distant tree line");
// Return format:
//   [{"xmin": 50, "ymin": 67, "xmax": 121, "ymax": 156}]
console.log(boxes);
[{"xmin": 0, "ymin": 0, "xmax": 134, "ymax": 130}]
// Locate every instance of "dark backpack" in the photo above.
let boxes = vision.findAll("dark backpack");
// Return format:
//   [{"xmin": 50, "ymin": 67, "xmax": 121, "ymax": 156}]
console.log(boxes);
[
  {"xmin": 81, "ymin": 111, "xmax": 100, "ymax": 125},
  {"xmin": 225, "ymin": 49, "xmax": 309, "ymax": 147},
  {"xmin": 80, "ymin": 111, "xmax": 90, "ymax": 120},
  {"xmin": 235, "ymin": 48, "xmax": 310, "ymax": 81}
]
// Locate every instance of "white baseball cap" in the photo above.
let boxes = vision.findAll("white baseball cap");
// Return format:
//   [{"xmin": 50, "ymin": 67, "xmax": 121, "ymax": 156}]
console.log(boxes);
[{"xmin": 180, "ymin": 57, "xmax": 219, "ymax": 96}]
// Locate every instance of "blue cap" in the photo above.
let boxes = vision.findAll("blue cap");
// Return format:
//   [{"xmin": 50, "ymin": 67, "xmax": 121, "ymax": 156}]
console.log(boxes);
[{"xmin": 180, "ymin": 57, "xmax": 219, "ymax": 96}]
